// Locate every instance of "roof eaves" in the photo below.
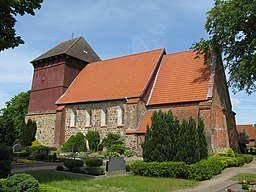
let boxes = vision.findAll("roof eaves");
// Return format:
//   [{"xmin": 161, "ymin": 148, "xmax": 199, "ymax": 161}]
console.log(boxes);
[{"xmin": 56, "ymin": 96, "xmax": 141, "ymax": 105}]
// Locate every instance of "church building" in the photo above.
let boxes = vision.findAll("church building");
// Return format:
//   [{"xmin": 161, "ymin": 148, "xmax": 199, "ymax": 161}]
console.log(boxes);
[{"xmin": 26, "ymin": 36, "xmax": 238, "ymax": 155}]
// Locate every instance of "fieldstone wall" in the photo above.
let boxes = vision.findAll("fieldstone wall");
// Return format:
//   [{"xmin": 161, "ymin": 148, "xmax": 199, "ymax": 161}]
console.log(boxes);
[
  {"xmin": 25, "ymin": 113, "xmax": 56, "ymax": 146},
  {"xmin": 65, "ymin": 100, "xmax": 126, "ymax": 141}
]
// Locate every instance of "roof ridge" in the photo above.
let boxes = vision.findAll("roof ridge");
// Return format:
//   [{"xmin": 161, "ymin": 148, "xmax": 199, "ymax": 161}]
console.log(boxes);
[
  {"xmin": 89, "ymin": 48, "xmax": 165, "ymax": 64},
  {"xmin": 65, "ymin": 36, "xmax": 82, "ymax": 53},
  {"xmin": 167, "ymin": 49, "xmax": 196, "ymax": 56}
]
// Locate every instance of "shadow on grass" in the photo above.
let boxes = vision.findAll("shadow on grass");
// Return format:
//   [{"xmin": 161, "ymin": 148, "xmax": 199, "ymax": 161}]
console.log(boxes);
[{"xmin": 27, "ymin": 170, "xmax": 89, "ymax": 183}]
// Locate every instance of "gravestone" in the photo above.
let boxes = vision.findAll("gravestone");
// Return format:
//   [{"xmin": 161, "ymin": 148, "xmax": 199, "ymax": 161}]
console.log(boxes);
[
  {"xmin": 13, "ymin": 144, "xmax": 23, "ymax": 152},
  {"xmin": 107, "ymin": 156, "xmax": 126, "ymax": 175}
]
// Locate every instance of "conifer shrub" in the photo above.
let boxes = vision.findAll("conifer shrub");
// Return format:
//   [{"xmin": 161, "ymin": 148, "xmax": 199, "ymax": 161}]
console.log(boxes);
[
  {"xmin": 0, "ymin": 144, "xmax": 12, "ymax": 178},
  {"xmin": 86, "ymin": 131, "xmax": 100, "ymax": 151},
  {"xmin": 225, "ymin": 147, "xmax": 236, "ymax": 157},
  {"xmin": 5, "ymin": 173, "xmax": 39, "ymax": 192},
  {"xmin": 21, "ymin": 119, "xmax": 37, "ymax": 146},
  {"xmin": 142, "ymin": 110, "xmax": 208, "ymax": 164},
  {"xmin": 85, "ymin": 158, "xmax": 103, "ymax": 167},
  {"xmin": 64, "ymin": 159, "xmax": 84, "ymax": 171}
]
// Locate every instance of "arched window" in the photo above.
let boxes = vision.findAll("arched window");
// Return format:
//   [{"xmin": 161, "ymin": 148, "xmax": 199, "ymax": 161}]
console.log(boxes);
[
  {"xmin": 117, "ymin": 106, "xmax": 124, "ymax": 126},
  {"xmin": 101, "ymin": 109, "xmax": 108, "ymax": 126},
  {"xmin": 85, "ymin": 110, "xmax": 92, "ymax": 127},
  {"xmin": 70, "ymin": 109, "xmax": 77, "ymax": 127}
]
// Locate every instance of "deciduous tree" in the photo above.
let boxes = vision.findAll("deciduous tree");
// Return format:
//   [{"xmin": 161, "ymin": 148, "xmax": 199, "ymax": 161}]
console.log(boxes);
[
  {"xmin": 193, "ymin": 0, "xmax": 256, "ymax": 94},
  {"xmin": 0, "ymin": 0, "xmax": 43, "ymax": 51}
]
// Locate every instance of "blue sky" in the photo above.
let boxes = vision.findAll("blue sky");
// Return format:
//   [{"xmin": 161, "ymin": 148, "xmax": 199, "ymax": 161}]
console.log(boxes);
[{"xmin": 0, "ymin": 0, "xmax": 255, "ymax": 124}]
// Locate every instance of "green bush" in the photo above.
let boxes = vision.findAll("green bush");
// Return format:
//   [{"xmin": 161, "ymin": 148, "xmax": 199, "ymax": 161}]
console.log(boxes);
[
  {"xmin": 109, "ymin": 144, "xmax": 125, "ymax": 154},
  {"xmin": 0, "ymin": 179, "xmax": 7, "ymax": 191},
  {"xmin": 21, "ymin": 119, "xmax": 37, "ymax": 146},
  {"xmin": 131, "ymin": 161, "xmax": 189, "ymax": 179},
  {"xmin": 209, "ymin": 155, "xmax": 238, "ymax": 168},
  {"xmin": 48, "ymin": 153, "xmax": 57, "ymax": 161},
  {"xmin": 86, "ymin": 131, "xmax": 100, "ymax": 151},
  {"xmin": 72, "ymin": 167, "xmax": 81, "ymax": 173},
  {"xmin": 238, "ymin": 154, "xmax": 253, "ymax": 163},
  {"xmin": 225, "ymin": 147, "xmax": 235, "ymax": 157},
  {"xmin": 105, "ymin": 151, "xmax": 120, "ymax": 157},
  {"xmin": 102, "ymin": 133, "xmax": 124, "ymax": 149},
  {"xmin": 62, "ymin": 132, "xmax": 87, "ymax": 152},
  {"xmin": 5, "ymin": 173, "xmax": 39, "ymax": 192},
  {"xmin": 235, "ymin": 156, "xmax": 245, "ymax": 166},
  {"xmin": 124, "ymin": 150, "xmax": 133, "ymax": 157},
  {"xmin": 85, "ymin": 158, "xmax": 103, "ymax": 167},
  {"xmin": 86, "ymin": 167, "xmax": 104, "ymax": 176},
  {"xmin": 188, "ymin": 158, "xmax": 223, "ymax": 181},
  {"xmin": 24, "ymin": 145, "xmax": 50, "ymax": 157},
  {"xmin": 142, "ymin": 110, "xmax": 207, "ymax": 164},
  {"xmin": 0, "ymin": 144, "xmax": 12, "ymax": 178},
  {"xmin": 56, "ymin": 165, "xmax": 64, "ymax": 171},
  {"xmin": 35, "ymin": 153, "xmax": 48, "ymax": 160},
  {"xmin": 64, "ymin": 159, "xmax": 84, "ymax": 171},
  {"xmin": 125, "ymin": 164, "xmax": 131, "ymax": 172}
]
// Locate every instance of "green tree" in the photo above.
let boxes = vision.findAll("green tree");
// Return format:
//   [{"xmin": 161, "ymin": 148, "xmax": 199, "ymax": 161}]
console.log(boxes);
[
  {"xmin": 62, "ymin": 132, "xmax": 87, "ymax": 152},
  {"xmin": 192, "ymin": 0, "xmax": 256, "ymax": 94},
  {"xmin": 142, "ymin": 110, "xmax": 208, "ymax": 164},
  {"xmin": 0, "ymin": 91, "xmax": 30, "ymax": 141},
  {"xmin": 102, "ymin": 132, "xmax": 124, "ymax": 149},
  {"xmin": 197, "ymin": 118, "xmax": 208, "ymax": 159},
  {"xmin": 21, "ymin": 119, "xmax": 37, "ymax": 146},
  {"xmin": 142, "ymin": 110, "xmax": 180, "ymax": 162},
  {"xmin": 86, "ymin": 131, "xmax": 100, "ymax": 151},
  {"xmin": 0, "ymin": 0, "xmax": 43, "ymax": 51}
]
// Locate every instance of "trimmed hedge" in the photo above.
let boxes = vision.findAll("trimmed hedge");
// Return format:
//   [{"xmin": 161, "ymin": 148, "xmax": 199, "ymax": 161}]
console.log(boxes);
[
  {"xmin": 64, "ymin": 159, "xmax": 84, "ymax": 171},
  {"xmin": 85, "ymin": 158, "xmax": 103, "ymax": 167},
  {"xmin": 188, "ymin": 158, "xmax": 223, "ymax": 181},
  {"xmin": 84, "ymin": 167, "xmax": 104, "ymax": 175},
  {"xmin": 131, "ymin": 161, "xmax": 189, "ymax": 178},
  {"xmin": 131, "ymin": 154, "xmax": 254, "ymax": 181}
]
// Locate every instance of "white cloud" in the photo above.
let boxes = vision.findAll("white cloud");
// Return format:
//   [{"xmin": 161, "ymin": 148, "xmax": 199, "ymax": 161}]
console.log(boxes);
[{"xmin": 231, "ymin": 98, "xmax": 241, "ymax": 106}]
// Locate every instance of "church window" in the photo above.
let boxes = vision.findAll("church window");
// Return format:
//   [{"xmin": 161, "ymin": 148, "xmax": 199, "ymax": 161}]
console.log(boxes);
[
  {"xmin": 70, "ymin": 109, "xmax": 77, "ymax": 127},
  {"xmin": 101, "ymin": 109, "xmax": 108, "ymax": 126},
  {"xmin": 117, "ymin": 106, "xmax": 124, "ymax": 125},
  {"xmin": 85, "ymin": 110, "xmax": 92, "ymax": 126}
]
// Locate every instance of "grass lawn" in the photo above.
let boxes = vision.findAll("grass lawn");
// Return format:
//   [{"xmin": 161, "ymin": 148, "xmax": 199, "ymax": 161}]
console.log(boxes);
[
  {"xmin": 231, "ymin": 173, "xmax": 256, "ymax": 181},
  {"xmin": 28, "ymin": 171, "xmax": 199, "ymax": 192}
]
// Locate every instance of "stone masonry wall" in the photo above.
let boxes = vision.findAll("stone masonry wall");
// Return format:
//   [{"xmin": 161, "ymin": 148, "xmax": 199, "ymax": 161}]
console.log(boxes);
[
  {"xmin": 65, "ymin": 101, "xmax": 124, "ymax": 141},
  {"xmin": 25, "ymin": 113, "xmax": 56, "ymax": 146}
]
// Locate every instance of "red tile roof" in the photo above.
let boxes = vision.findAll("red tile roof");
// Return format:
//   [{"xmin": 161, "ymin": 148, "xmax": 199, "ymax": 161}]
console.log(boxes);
[
  {"xmin": 148, "ymin": 50, "xmax": 211, "ymax": 105},
  {"xmin": 57, "ymin": 49, "xmax": 165, "ymax": 104},
  {"xmin": 126, "ymin": 111, "xmax": 153, "ymax": 134},
  {"xmin": 237, "ymin": 124, "xmax": 256, "ymax": 139}
]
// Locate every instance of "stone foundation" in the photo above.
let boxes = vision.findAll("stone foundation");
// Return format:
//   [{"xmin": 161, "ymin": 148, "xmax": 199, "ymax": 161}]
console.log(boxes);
[{"xmin": 25, "ymin": 113, "xmax": 56, "ymax": 146}]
